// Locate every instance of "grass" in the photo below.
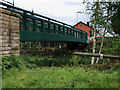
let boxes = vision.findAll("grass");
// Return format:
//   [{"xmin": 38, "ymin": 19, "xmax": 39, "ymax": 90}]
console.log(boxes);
[
  {"xmin": 0, "ymin": 66, "xmax": 2, "ymax": 89},
  {"xmin": 2, "ymin": 66, "xmax": 119, "ymax": 88},
  {"xmin": 2, "ymin": 55, "xmax": 120, "ymax": 88}
]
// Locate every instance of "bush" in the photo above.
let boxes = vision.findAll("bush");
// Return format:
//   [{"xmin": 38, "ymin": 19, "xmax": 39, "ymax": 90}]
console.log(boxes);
[
  {"xmin": 70, "ymin": 55, "xmax": 81, "ymax": 66},
  {"xmin": 2, "ymin": 54, "xmax": 100, "ymax": 71},
  {"xmin": 2, "ymin": 54, "xmax": 23, "ymax": 71},
  {"xmin": 70, "ymin": 56, "xmax": 91, "ymax": 66},
  {"xmin": 21, "ymin": 55, "xmax": 70, "ymax": 68}
]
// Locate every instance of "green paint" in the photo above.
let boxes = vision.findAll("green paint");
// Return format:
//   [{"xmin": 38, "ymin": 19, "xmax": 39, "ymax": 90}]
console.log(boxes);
[
  {"xmin": 20, "ymin": 30, "xmax": 88, "ymax": 43},
  {"xmin": 2, "ymin": 2, "xmax": 89, "ymax": 44}
]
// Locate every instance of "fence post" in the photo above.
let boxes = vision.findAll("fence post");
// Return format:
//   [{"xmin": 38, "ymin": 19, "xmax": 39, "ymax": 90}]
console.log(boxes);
[{"xmin": 100, "ymin": 54, "xmax": 103, "ymax": 72}]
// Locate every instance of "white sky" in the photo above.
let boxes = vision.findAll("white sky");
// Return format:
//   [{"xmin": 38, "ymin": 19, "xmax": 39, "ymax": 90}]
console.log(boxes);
[{"xmin": 3, "ymin": 0, "xmax": 90, "ymax": 25}]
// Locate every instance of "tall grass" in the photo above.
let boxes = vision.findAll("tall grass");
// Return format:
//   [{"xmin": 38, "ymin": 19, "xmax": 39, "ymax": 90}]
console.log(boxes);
[
  {"xmin": 2, "ymin": 66, "xmax": 119, "ymax": 88},
  {"xmin": 2, "ymin": 54, "xmax": 120, "ymax": 88}
]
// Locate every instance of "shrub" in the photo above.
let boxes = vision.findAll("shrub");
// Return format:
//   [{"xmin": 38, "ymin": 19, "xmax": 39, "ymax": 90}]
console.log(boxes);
[
  {"xmin": 21, "ymin": 55, "xmax": 71, "ymax": 68},
  {"xmin": 70, "ymin": 56, "xmax": 91, "ymax": 66},
  {"xmin": 2, "ymin": 54, "xmax": 22, "ymax": 71},
  {"xmin": 70, "ymin": 55, "xmax": 81, "ymax": 66}
]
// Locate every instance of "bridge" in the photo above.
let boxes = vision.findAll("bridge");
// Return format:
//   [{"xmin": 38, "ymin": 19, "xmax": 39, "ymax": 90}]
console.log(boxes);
[{"xmin": 1, "ymin": 2, "xmax": 89, "ymax": 48}]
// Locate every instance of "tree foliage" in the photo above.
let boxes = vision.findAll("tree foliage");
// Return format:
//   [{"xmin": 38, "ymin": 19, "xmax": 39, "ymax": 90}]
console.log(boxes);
[
  {"xmin": 110, "ymin": 2, "xmax": 120, "ymax": 35},
  {"xmin": 84, "ymin": 1, "xmax": 110, "ymax": 64},
  {"xmin": 85, "ymin": 2, "xmax": 111, "ymax": 35},
  {"xmin": 84, "ymin": 1, "xmax": 120, "ymax": 64},
  {"xmin": 84, "ymin": 1, "xmax": 120, "ymax": 35}
]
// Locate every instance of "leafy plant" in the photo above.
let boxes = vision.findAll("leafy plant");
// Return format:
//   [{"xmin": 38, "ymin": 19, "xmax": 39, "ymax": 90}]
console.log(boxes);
[
  {"xmin": 2, "ymin": 54, "xmax": 22, "ymax": 71},
  {"xmin": 70, "ymin": 55, "xmax": 81, "ymax": 66}
]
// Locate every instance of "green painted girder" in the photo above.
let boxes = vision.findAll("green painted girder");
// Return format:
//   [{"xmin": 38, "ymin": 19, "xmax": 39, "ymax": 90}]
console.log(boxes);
[
  {"xmin": 1, "ymin": 2, "xmax": 89, "ymax": 44},
  {"xmin": 20, "ymin": 30, "xmax": 89, "ymax": 44}
]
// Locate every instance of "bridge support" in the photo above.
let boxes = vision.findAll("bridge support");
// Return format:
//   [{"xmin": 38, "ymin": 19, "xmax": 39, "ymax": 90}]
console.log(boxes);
[{"xmin": 0, "ymin": 8, "xmax": 21, "ymax": 57}]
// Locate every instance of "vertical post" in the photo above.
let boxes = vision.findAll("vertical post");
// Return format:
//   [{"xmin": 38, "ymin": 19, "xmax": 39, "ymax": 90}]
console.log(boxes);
[
  {"xmin": 70, "ymin": 29, "xmax": 72, "ymax": 36},
  {"xmin": 75, "ymin": 31, "xmax": 77, "ymax": 37},
  {"xmin": 63, "ymin": 25, "xmax": 65, "ymax": 35},
  {"xmin": 23, "ymin": 11, "xmax": 28, "ymax": 30},
  {"xmin": 77, "ymin": 31, "xmax": 79, "ymax": 38},
  {"xmin": 77, "ymin": 31, "xmax": 78, "ymax": 37},
  {"xmin": 83, "ymin": 32, "xmax": 84, "ymax": 39},
  {"xmin": 81, "ymin": 32, "xmax": 83, "ymax": 38},
  {"xmin": 100, "ymin": 54, "xmax": 103, "ymax": 72},
  {"xmin": 41, "ymin": 21, "xmax": 44, "ymax": 32},
  {"xmin": 19, "ymin": 20, "xmax": 22, "ymax": 31},
  {"xmin": 73, "ymin": 29, "xmax": 75, "ymax": 37},
  {"xmin": 13, "ymin": 0, "xmax": 14, "ymax": 10},
  {"xmin": 33, "ymin": 18, "xmax": 37, "ymax": 31},
  {"xmin": 76, "ymin": 12, "xmax": 78, "ymax": 23},
  {"xmin": 54, "ymin": 23, "xmax": 56, "ymax": 34},
  {"xmin": 67, "ymin": 28, "xmax": 69, "ymax": 36},
  {"xmin": 78, "ymin": 31, "xmax": 79, "ymax": 38},
  {"xmin": 79, "ymin": 31, "xmax": 81, "ymax": 38},
  {"xmin": 48, "ymin": 19, "xmax": 51, "ymax": 33},
  {"xmin": 58, "ymin": 25, "xmax": 61, "ymax": 34}
]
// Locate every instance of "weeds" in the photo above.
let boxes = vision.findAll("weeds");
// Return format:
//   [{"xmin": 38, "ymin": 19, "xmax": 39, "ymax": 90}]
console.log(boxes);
[
  {"xmin": 2, "ymin": 54, "xmax": 120, "ymax": 88},
  {"xmin": 2, "ymin": 66, "xmax": 119, "ymax": 88}
]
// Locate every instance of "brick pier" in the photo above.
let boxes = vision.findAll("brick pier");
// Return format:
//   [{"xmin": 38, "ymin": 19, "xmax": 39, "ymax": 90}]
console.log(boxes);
[{"xmin": 0, "ymin": 9, "xmax": 21, "ymax": 57}]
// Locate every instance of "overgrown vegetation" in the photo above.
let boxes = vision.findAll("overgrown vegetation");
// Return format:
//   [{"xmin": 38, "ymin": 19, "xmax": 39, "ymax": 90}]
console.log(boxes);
[
  {"xmin": 2, "ymin": 66, "xmax": 119, "ymax": 88},
  {"xmin": 2, "ymin": 54, "xmax": 120, "ymax": 88}
]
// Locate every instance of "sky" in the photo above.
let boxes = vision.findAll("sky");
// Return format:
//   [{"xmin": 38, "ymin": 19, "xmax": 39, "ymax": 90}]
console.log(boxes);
[{"xmin": 2, "ymin": 0, "xmax": 90, "ymax": 26}]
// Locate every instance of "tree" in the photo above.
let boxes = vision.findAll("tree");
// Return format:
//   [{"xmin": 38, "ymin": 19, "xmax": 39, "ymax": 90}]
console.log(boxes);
[
  {"xmin": 84, "ymin": 1, "xmax": 116, "ymax": 64},
  {"xmin": 110, "ymin": 2, "xmax": 120, "ymax": 35},
  {"xmin": 96, "ymin": 3, "xmax": 111, "ymax": 63},
  {"xmin": 84, "ymin": 1, "xmax": 105, "ymax": 64},
  {"xmin": 91, "ymin": 2, "xmax": 99, "ymax": 65}
]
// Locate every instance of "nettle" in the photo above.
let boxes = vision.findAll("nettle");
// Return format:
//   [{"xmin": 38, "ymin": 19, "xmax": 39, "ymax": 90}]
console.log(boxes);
[{"xmin": 2, "ymin": 54, "xmax": 22, "ymax": 71}]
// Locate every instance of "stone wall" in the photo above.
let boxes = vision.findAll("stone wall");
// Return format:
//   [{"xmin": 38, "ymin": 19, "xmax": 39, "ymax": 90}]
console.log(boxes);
[{"xmin": 0, "ymin": 8, "xmax": 21, "ymax": 57}]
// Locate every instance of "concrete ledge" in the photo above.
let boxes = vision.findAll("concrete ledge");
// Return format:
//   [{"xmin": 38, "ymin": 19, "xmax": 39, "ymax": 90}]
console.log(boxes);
[{"xmin": 0, "ymin": 8, "xmax": 21, "ymax": 18}]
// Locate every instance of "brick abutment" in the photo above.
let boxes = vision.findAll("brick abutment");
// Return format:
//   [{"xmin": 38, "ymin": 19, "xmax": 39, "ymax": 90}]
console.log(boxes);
[{"xmin": 0, "ymin": 9, "xmax": 21, "ymax": 57}]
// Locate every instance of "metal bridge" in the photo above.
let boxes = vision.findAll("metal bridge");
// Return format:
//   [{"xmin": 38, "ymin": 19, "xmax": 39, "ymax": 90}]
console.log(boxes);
[{"xmin": 1, "ymin": 2, "xmax": 89, "ymax": 46}]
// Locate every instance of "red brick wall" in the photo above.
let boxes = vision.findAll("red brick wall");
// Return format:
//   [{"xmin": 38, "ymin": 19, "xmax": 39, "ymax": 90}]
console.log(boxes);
[{"xmin": 74, "ymin": 22, "xmax": 92, "ymax": 37}]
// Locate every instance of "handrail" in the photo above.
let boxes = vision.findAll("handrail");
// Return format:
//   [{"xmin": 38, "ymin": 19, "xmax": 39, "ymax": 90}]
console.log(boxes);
[
  {"xmin": 1, "ymin": 2, "xmax": 87, "ymax": 34},
  {"xmin": 1, "ymin": 2, "xmax": 89, "ymax": 43}
]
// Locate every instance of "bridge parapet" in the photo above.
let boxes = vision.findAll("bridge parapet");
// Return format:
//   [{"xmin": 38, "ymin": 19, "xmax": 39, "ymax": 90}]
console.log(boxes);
[
  {"xmin": 1, "ymin": 2, "xmax": 88, "ymax": 43},
  {"xmin": 0, "ymin": 8, "xmax": 20, "ymax": 57}
]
